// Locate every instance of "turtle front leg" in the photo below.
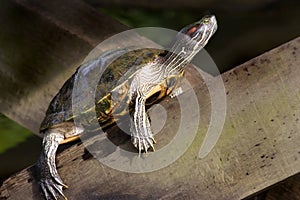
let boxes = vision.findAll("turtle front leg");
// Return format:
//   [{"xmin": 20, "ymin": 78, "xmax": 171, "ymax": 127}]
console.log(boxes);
[
  {"xmin": 37, "ymin": 130, "xmax": 68, "ymax": 200},
  {"xmin": 130, "ymin": 91, "xmax": 156, "ymax": 153}
]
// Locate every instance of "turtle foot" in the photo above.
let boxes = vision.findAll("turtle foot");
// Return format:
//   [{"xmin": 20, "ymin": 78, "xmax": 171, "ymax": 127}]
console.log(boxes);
[
  {"xmin": 37, "ymin": 131, "xmax": 68, "ymax": 200},
  {"xmin": 130, "ymin": 91, "xmax": 157, "ymax": 154},
  {"xmin": 131, "ymin": 136, "xmax": 156, "ymax": 153},
  {"xmin": 39, "ymin": 176, "xmax": 68, "ymax": 200},
  {"xmin": 37, "ymin": 153, "xmax": 68, "ymax": 200}
]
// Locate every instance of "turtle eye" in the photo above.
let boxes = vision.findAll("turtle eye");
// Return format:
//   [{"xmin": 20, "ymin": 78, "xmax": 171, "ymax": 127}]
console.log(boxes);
[{"xmin": 203, "ymin": 18, "xmax": 210, "ymax": 24}]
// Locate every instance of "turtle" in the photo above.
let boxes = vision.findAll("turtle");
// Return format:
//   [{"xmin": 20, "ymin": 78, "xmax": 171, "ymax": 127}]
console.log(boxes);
[{"xmin": 36, "ymin": 15, "xmax": 218, "ymax": 199}]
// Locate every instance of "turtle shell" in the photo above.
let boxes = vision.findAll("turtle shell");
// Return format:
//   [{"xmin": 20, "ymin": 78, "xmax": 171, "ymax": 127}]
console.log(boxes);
[{"xmin": 40, "ymin": 48, "xmax": 165, "ymax": 133}]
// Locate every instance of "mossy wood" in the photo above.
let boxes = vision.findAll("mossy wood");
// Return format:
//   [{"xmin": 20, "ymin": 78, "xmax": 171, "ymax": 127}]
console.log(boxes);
[{"xmin": 0, "ymin": 0, "xmax": 300, "ymax": 199}]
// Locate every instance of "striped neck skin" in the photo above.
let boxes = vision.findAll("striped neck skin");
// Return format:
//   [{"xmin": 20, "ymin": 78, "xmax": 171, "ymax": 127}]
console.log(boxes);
[{"xmin": 162, "ymin": 15, "xmax": 218, "ymax": 75}]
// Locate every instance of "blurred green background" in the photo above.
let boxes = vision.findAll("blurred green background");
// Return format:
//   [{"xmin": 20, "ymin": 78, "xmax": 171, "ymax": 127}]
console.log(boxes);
[
  {"xmin": 0, "ymin": 0, "xmax": 299, "ymax": 188},
  {"xmin": 0, "ymin": 114, "xmax": 32, "ymax": 154}
]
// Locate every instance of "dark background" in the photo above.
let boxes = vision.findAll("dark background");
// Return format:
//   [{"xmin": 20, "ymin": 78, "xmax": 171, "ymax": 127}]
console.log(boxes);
[{"xmin": 0, "ymin": 0, "xmax": 299, "ymax": 197}]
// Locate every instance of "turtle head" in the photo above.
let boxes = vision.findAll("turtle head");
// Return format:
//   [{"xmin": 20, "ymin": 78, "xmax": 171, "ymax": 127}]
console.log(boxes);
[
  {"xmin": 169, "ymin": 15, "xmax": 217, "ymax": 65},
  {"xmin": 179, "ymin": 15, "xmax": 217, "ymax": 48}
]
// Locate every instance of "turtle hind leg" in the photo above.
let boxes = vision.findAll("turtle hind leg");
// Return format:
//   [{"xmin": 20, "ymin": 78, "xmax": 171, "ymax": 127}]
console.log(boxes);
[
  {"xmin": 130, "ymin": 91, "xmax": 156, "ymax": 153},
  {"xmin": 36, "ymin": 130, "xmax": 67, "ymax": 200}
]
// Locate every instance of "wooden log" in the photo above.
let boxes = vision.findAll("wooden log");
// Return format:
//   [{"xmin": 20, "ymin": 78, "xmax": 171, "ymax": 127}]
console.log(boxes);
[
  {"xmin": 0, "ymin": 0, "xmax": 129, "ymax": 134},
  {"xmin": 0, "ymin": 7, "xmax": 299, "ymax": 196}
]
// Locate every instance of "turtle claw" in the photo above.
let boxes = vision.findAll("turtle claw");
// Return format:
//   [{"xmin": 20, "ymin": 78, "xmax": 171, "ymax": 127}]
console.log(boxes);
[
  {"xmin": 131, "ymin": 136, "xmax": 156, "ymax": 153},
  {"xmin": 37, "ymin": 154, "xmax": 68, "ymax": 200},
  {"xmin": 52, "ymin": 175, "xmax": 68, "ymax": 189},
  {"xmin": 40, "ymin": 178, "xmax": 67, "ymax": 200}
]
